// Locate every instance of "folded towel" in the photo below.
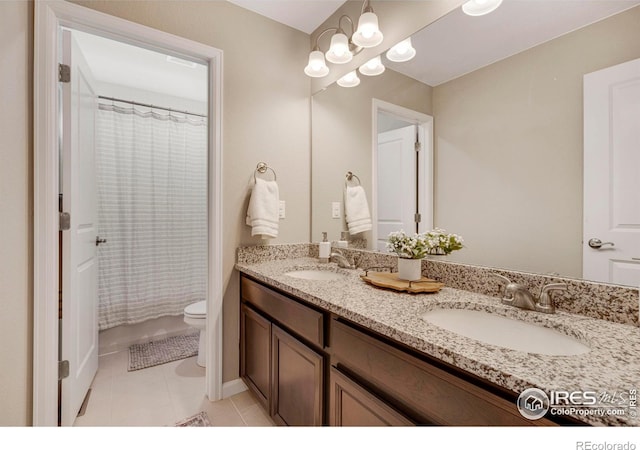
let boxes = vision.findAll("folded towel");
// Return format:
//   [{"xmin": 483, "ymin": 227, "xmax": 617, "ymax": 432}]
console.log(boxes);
[
  {"xmin": 246, "ymin": 178, "xmax": 279, "ymax": 238},
  {"xmin": 344, "ymin": 185, "xmax": 372, "ymax": 234}
]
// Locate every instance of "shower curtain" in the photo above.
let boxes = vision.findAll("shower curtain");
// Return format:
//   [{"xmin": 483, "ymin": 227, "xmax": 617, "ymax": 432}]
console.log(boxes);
[{"xmin": 96, "ymin": 101, "xmax": 207, "ymax": 330}]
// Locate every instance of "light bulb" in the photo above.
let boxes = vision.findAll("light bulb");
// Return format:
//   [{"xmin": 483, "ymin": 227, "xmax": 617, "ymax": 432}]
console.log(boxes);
[
  {"xmin": 359, "ymin": 56, "xmax": 385, "ymax": 76},
  {"xmin": 386, "ymin": 38, "xmax": 416, "ymax": 63},
  {"xmin": 352, "ymin": 11, "xmax": 383, "ymax": 48},
  {"xmin": 337, "ymin": 71, "xmax": 360, "ymax": 88},
  {"xmin": 304, "ymin": 50, "xmax": 329, "ymax": 78},
  {"xmin": 462, "ymin": 0, "xmax": 503, "ymax": 16},
  {"xmin": 326, "ymin": 32, "xmax": 352, "ymax": 64}
]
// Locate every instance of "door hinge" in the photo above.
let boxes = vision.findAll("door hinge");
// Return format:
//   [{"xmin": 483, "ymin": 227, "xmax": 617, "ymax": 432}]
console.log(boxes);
[
  {"xmin": 59, "ymin": 212, "xmax": 71, "ymax": 231},
  {"xmin": 415, "ymin": 141, "xmax": 422, "ymax": 152},
  {"xmin": 58, "ymin": 63, "xmax": 70, "ymax": 83},
  {"xmin": 414, "ymin": 213, "xmax": 422, "ymax": 223},
  {"xmin": 58, "ymin": 360, "xmax": 69, "ymax": 380}
]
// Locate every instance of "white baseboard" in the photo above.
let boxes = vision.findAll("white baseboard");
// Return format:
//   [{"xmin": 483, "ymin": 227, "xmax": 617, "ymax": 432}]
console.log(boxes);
[{"xmin": 222, "ymin": 378, "xmax": 247, "ymax": 399}]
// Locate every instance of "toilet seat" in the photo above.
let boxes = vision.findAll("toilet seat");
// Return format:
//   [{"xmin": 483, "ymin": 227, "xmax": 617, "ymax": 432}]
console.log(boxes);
[{"xmin": 184, "ymin": 300, "xmax": 206, "ymax": 319}]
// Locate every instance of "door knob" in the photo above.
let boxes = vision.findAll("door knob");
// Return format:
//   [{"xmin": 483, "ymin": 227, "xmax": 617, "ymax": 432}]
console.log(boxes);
[
  {"xmin": 588, "ymin": 238, "xmax": 614, "ymax": 249},
  {"xmin": 95, "ymin": 237, "xmax": 107, "ymax": 246}
]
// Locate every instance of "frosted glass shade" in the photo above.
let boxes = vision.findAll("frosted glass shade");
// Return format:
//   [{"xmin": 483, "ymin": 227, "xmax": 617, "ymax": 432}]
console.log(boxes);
[
  {"xmin": 462, "ymin": 0, "xmax": 503, "ymax": 16},
  {"xmin": 337, "ymin": 71, "xmax": 360, "ymax": 88},
  {"xmin": 352, "ymin": 12, "xmax": 383, "ymax": 48},
  {"xmin": 304, "ymin": 50, "xmax": 329, "ymax": 77},
  {"xmin": 386, "ymin": 38, "xmax": 416, "ymax": 63},
  {"xmin": 325, "ymin": 32, "xmax": 352, "ymax": 64},
  {"xmin": 359, "ymin": 56, "xmax": 385, "ymax": 76}
]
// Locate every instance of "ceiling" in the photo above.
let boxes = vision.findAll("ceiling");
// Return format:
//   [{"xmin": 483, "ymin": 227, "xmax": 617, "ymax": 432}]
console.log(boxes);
[{"xmin": 227, "ymin": 0, "xmax": 347, "ymax": 34}]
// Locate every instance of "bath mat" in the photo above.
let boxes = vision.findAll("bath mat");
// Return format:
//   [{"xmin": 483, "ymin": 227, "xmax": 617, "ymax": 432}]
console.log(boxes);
[
  {"xmin": 128, "ymin": 332, "xmax": 199, "ymax": 371},
  {"xmin": 175, "ymin": 411, "xmax": 211, "ymax": 427}
]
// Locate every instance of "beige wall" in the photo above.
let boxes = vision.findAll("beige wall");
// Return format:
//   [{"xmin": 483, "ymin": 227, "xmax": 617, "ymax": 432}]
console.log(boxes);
[
  {"xmin": 0, "ymin": 0, "xmax": 33, "ymax": 426},
  {"xmin": 433, "ymin": 7, "xmax": 640, "ymax": 277},
  {"xmin": 312, "ymin": 69, "xmax": 432, "ymax": 244},
  {"xmin": 0, "ymin": 0, "xmax": 310, "ymax": 424}
]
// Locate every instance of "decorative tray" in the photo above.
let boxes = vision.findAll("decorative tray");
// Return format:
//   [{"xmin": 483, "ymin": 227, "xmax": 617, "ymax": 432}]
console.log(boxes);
[{"xmin": 360, "ymin": 271, "xmax": 444, "ymax": 294}]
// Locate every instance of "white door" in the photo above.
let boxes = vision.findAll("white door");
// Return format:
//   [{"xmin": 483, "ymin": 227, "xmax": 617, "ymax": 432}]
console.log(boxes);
[
  {"xmin": 60, "ymin": 30, "xmax": 99, "ymax": 426},
  {"xmin": 376, "ymin": 125, "xmax": 417, "ymax": 251},
  {"xmin": 583, "ymin": 57, "xmax": 640, "ymax": 286}
]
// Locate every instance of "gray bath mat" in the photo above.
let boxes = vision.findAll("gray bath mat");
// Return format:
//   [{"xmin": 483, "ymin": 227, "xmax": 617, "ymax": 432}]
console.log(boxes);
[
  {"xmin": 128, "ymin": 332, "xmax": 199, "ymax": 371},
  {"xmin": 175, "ymin": 411, "xmax": 211, "ymax": 427}
]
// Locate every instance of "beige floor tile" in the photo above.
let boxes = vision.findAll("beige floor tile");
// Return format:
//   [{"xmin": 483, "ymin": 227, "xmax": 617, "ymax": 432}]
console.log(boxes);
[
  {"xmin": 74, "ymin": 348, "xmax": 271, "ymax": 428},
  {"xmin": 200, "ymin": 398, "xmax": 248, "ymax": 426},
  {"xmin": 229, "ymin": 390, "xmax": 260, "ymax": 415},
  {"xmin": 240, "ymin": 403, "xmax": 276, "ymax": 427},
  {"xmin": 110, "ymin": 404, "xmax": 177, "ymax": 427}
]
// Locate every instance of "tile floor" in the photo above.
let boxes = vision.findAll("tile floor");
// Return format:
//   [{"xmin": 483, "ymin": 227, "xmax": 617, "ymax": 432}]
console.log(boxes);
[{"xmin": 73, "ymin": 350, "xmax": 275, "ymax": 427}]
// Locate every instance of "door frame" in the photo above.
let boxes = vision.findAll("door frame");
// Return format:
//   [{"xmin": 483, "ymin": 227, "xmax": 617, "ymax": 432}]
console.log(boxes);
[
  {"xmin": 371, "ymin": 99, "xmax": 433, "ymax": 247},
  {"xmin": 34, "ymin": 0, "xmax": 224, "ymax": 426}
]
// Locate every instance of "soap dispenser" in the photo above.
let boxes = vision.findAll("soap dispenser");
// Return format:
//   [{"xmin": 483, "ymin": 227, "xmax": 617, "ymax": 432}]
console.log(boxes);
[
  {"xmin": 319, "ymin": 232, "xmax": 331, "ymax": 263},
  {"xmin": 336, "ymin": 231, "xmax": 349, "ymax": 249}
]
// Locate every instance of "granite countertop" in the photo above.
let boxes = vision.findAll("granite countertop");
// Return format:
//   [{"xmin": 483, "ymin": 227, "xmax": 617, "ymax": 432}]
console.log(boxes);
[{"xmin": 236, "ymin": 257, "xmax": 640, "ymax": 427}]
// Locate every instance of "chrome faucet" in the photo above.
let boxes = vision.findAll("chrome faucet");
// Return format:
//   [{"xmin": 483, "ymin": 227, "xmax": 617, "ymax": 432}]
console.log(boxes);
[
  {"xmin": 492, "ymin": 274, "xmax": 567, "ymax": 314},
  {"xmin": 330, "ymin": 249, "xmax": 355, "ymax": 269}
]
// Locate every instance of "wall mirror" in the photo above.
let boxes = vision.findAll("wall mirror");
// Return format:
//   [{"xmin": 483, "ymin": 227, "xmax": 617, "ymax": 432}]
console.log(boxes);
[{"xmin": 311, "ymin": 1, "xmax": 640, "ymax": 287}]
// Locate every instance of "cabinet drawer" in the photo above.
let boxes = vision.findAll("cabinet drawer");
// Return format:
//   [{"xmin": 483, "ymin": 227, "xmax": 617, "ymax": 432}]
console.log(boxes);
[
  {"xmin": 330, "ymin": 317, "xmax": 556, "ymax": 426},
  {"xmin": 330, "ymin": 366, "xmax": 414, "ymax": 426},
  {"xmin": 241, "ymin": 276, "xmax": 324, "ymax": 348}
]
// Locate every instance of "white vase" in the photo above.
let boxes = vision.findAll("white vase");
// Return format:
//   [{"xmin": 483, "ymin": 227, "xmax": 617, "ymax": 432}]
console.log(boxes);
[{"xmin": 397, "ymin": 257, "xmax": 423, "ymax": 281}]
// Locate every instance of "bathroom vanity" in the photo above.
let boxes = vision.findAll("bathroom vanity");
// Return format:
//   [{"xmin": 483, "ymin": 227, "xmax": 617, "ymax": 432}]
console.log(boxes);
[{"xmin": 236, "ymin": 246, "xmax": 640, "ymax": 427}]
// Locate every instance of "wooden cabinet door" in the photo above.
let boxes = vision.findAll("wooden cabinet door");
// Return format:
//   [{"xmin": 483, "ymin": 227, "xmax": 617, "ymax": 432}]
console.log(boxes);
[
  {"xmin": 330, "ymin": 367, "xmax": 414, "ymax": 426},
  {"xmin": 240, "ymin": 304, "xmax": 271, "ymax": 409},
  {"xmin": 271, "ymin": 325, "xmax": 324, "ymax": 426}
]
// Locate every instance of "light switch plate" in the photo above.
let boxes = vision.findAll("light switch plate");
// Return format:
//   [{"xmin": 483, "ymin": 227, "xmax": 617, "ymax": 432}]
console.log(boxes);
[
  {"xmin": 332, "ymin": 202, "xmax": 341, "ymax": 219},
  {"xmin": 279, "ymin": 200, "xmax": 286, "ymax": 219}
]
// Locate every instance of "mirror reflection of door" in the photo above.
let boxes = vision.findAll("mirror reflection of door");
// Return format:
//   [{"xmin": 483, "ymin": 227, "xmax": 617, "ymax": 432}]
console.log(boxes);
[
  {"xmin": 583, "ymin": 57, "xmax": 640, "ymax": 286},
  {"xmin": 373, "ymin": 102, "xmax": 434, "ymax": 252}
]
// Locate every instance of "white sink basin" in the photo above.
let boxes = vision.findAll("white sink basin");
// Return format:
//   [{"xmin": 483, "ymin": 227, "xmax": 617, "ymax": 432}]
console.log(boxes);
[
  {"xmin": 284, "ymin": 269, "xmax": 347, "ymax": 281},
  {"xmin": 421, "ymin": 308, "xmax": 590, "ymax": 356}
]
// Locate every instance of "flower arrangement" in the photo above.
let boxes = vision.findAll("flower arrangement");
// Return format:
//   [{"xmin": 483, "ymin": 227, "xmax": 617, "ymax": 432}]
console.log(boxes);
[{"xmin": 386, "ymin": 228, "xmax": 464, "ymax": 259}]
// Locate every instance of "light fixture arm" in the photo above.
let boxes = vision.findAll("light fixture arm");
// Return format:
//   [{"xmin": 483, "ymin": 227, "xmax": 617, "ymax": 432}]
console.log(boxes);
[
  {"xmin": 337, "ymin": 15, "xmax": 355, "ymax": 37},
  {"xmin": 312, "ymin": 27, "xmax": 338, "ymax": 51}
]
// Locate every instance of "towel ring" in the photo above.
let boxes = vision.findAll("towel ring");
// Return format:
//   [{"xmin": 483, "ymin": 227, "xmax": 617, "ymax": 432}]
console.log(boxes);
[
  {"xmin": 345, "ymin": 171, "xmax": 361, "ymax": 187},
  {"xmin": 254, "ymin": 162, "xmax": 277, "ymax": 182}
]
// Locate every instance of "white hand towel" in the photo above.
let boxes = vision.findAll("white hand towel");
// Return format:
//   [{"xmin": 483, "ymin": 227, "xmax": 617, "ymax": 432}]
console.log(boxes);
[
  {"xmin": 246, "ymin": 178, "xmax": 279, "ymax": 238},
  {"xmin": 344, "ymin": 185, "xmax": 372, "ymax": 234}
]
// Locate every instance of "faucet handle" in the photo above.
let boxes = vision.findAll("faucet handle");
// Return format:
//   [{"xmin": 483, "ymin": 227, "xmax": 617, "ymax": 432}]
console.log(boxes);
[
  {"xmin": 540, "ymin": 282, "xmax": 568, "ymax": 295},
  {"xmin": 491, "ymin": 274, "xmax": 513, "ymax": 298},
  {"xmin": 536, "ymin": 283, "xmax": 568, "ymax": 314}
]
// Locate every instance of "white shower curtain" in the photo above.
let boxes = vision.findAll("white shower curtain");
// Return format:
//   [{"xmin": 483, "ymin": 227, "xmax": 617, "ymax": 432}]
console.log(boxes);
[{"xmin": 96, "ymin": 101, "xmax": 207, "ymax": 330}]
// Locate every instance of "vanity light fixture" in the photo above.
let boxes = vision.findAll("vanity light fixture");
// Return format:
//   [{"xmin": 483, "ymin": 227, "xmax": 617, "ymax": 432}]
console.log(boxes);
[
  {"xmin": 385, "ymin": 37, "xmax": 416, "ymax": 63},
  {"xmin": 359, "ymin": 55, "xmax": 385, "ymax": 76},
  {"xmin": 337, "ymin": 70, "xmax": 361, "ymax": 88},
  {"xmin": 304, "ymin": 0, "xmax": 384, "ymax": 78},
  {"xmin": 462, "ymin": 0, "xmax": 503, "ymax": 16}
]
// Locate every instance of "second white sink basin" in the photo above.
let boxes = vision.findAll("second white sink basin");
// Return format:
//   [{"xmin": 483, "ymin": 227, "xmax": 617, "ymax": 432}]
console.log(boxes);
[
  {"xmin": 284, "ymin": 269, "xmax": 346, "ymax": 281},
  {"xmin": 421, "ymin": 308, "xmax": 590, "ymax": 356}
]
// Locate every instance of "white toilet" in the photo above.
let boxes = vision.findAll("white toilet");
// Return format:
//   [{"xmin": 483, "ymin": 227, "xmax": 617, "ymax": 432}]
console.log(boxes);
[{"xmin": 183, "ymin": 300, "xmax": 206, "ymax": 367}]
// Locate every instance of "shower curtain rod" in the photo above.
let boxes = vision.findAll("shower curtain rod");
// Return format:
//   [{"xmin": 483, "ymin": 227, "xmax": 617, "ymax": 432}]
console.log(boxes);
[{"xmin": 98, "ymin": 95, "xmax": 207, "ymax": 118}]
